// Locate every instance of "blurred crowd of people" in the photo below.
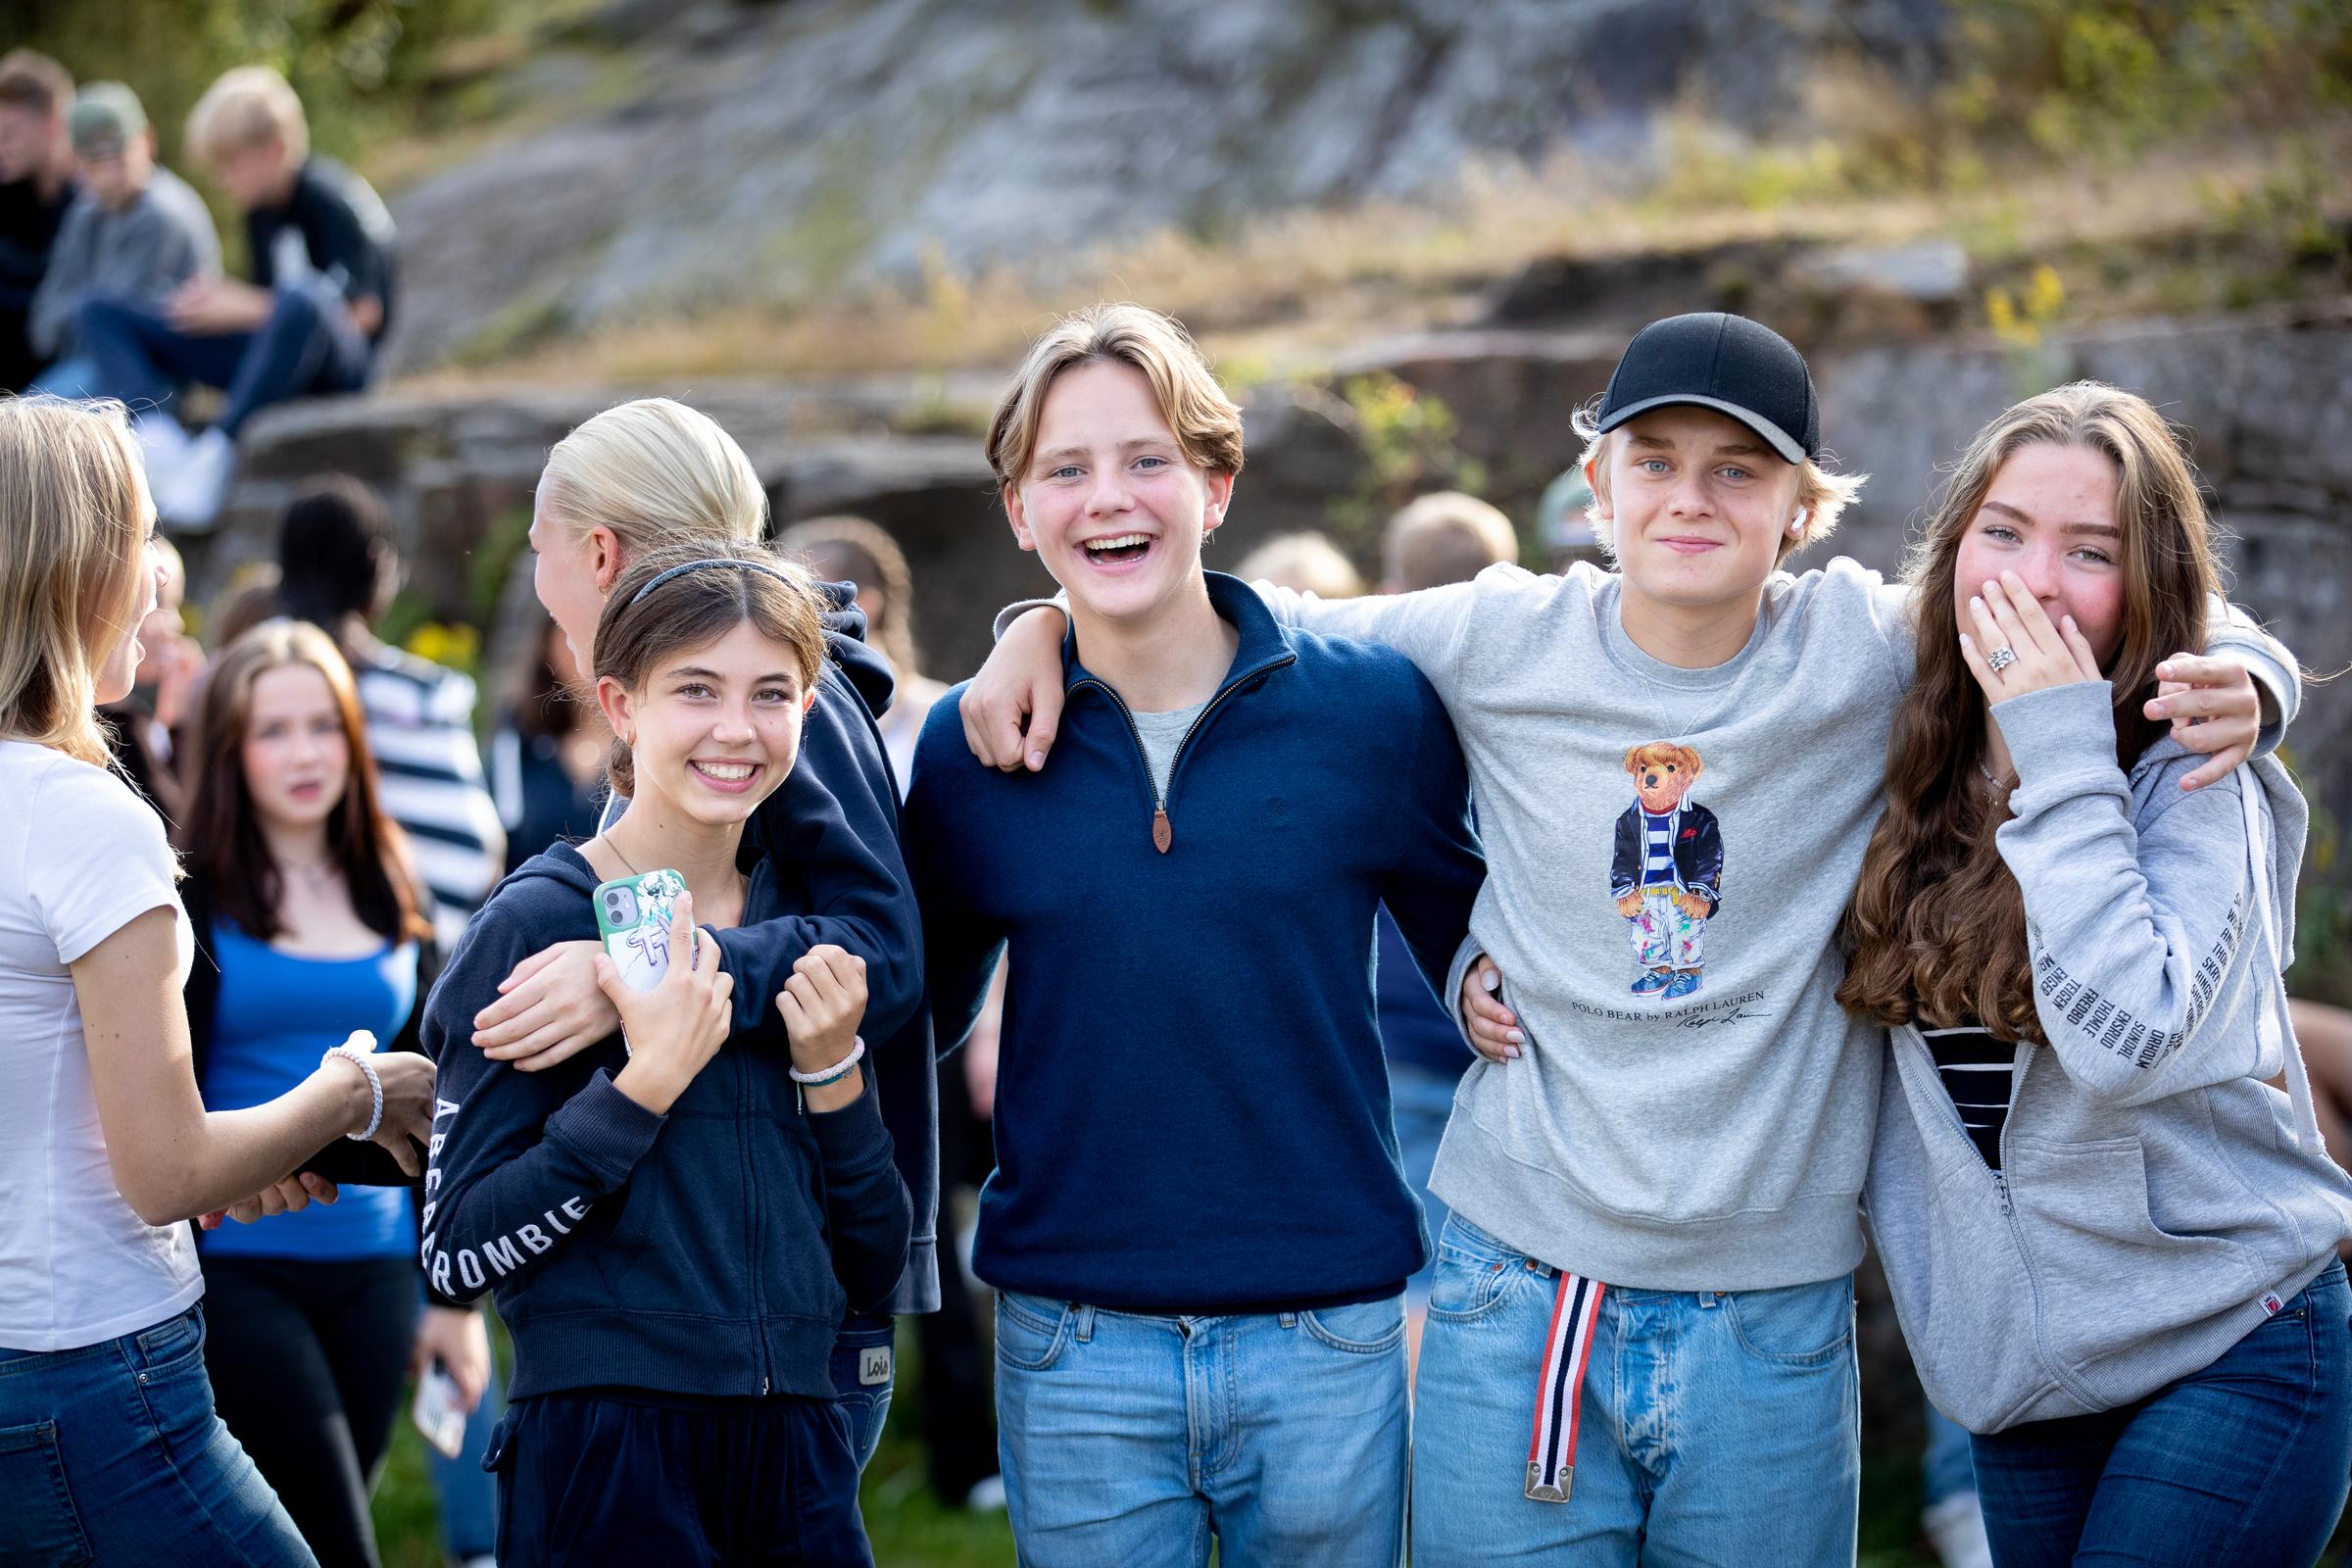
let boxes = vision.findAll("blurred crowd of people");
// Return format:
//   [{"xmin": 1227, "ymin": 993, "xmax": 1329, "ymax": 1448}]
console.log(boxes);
[{"xmin": 1, "ymin": 49, "xmax": 393, "ymax": 531}]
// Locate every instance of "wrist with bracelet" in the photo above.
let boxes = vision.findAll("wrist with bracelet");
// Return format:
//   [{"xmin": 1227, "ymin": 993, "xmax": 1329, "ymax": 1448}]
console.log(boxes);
[
  {"xmin": 321, "ymin": 1038, "xmax": 383, "ymax": 1141},
  {"xmin": 788, "ymin": 1036, "xmax": 865, "ymax": 1088}
]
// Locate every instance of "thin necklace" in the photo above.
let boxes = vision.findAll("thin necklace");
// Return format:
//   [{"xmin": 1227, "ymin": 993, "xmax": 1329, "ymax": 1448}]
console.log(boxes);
[
  {"xmin": 604, "ymin": 836, "xmax": 642, "ymax": 877},
  {"xmin": 1618, "ymin": 632, "xmax": 1748, "ymax": 750},
  {"xmin": 1614, "ymin": 593, "xmax": 1760, "ymax": 749},
  {"xmin": 1977, "ymin": 760, "xmax": 2011, "ymax": 793}
]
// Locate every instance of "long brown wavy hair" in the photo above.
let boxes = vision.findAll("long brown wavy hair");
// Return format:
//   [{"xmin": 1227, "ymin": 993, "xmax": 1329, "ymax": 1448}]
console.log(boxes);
[
  {"xmin": 1837, "ymin": 383, "xmax": 2222, "ymax": 1042},
  {"xmin": 180, "ymin": 618, "xmax": 429, "ymax": 945}
]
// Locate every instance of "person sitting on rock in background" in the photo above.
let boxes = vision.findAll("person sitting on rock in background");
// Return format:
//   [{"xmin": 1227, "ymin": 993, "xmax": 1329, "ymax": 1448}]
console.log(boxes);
[
  {"xmin": 0, "ymin": 49, "xmax": 77, "ymax": 393},
  {"xmin": 79, "ymin": 66, "xmax": 395, "ymax": 532},
  {"xmin": 28, "ymin": 81, "xmax": 220, "ymax": 400}
]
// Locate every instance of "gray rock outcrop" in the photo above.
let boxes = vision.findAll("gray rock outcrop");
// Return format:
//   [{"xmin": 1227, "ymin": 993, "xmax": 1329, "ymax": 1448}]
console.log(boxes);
[{"xmin": 383, "ymin": 0, "xmax": 1942, "ymax": 371}]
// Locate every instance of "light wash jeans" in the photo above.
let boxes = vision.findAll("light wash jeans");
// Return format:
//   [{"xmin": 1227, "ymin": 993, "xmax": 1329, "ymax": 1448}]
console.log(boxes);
[
  {"xmin": 994, "ymin": 1289, "xmax": 1408, "ymax": 1567},
  {"xmin": 1411, "ymin": 1214, "xmax": 1859, "ymax": 1565},
  {"xmin": 0, "ymin": 1303, "xmax": 317, "ymax": 1565}
]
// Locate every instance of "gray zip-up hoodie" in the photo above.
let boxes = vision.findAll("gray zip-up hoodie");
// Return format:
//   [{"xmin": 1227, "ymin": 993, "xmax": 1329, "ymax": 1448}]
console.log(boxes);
[{"xmin": 1868, "ymin": 678, "xmax": 2352, "ymax": 1434}]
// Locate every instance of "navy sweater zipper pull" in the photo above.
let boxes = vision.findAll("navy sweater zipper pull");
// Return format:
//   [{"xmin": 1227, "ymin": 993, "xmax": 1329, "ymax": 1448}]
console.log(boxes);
[{"xmin": 1152, "ymin": 806, "xmax": 1171, "ymax": 854}]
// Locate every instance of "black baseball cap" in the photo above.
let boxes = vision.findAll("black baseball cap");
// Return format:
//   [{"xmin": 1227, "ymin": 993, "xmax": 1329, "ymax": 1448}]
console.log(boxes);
[{"xmin": 1593, "ymin": 312, "xmax": 1819, "ymax": 465}]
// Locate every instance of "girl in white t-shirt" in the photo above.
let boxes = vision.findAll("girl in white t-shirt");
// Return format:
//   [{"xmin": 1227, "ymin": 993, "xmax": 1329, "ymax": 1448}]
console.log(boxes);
[{"xmin": 0, "ymin": 397, "xmax": 435, "ymax": 1565}]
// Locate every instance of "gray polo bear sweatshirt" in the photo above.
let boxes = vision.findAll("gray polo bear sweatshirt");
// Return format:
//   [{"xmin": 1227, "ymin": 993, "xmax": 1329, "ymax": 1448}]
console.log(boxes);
[
  {"xmin": 1249, "ymin": 559, "xmax": 2297, "ymax": 1292},
  {"xmin": 1868, "ymin": 679, "xmax": 2352, "ymax": 1433}
]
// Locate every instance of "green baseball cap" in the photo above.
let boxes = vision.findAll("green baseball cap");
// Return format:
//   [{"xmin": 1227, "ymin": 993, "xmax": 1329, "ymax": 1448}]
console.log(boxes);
[{"xmin": 69, "ymin": 81, "xmax": 146, "ymax": 159}]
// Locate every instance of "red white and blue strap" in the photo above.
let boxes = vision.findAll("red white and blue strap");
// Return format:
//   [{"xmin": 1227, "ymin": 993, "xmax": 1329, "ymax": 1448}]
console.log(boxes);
[{"xmin": 1526, "ymin": 1271, "xmax": 1606, "ymax": 1502}]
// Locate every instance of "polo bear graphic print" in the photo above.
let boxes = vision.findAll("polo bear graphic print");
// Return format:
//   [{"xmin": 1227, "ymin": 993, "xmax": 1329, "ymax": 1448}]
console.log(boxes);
[{"xmin": 1608, "ymin": 742, "xmax": 1725, "ymax": 1002}]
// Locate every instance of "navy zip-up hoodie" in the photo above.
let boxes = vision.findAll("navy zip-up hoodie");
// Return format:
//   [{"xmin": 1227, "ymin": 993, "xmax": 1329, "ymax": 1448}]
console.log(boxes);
[
  {"xmin": 419, "ymin": 844, "xmax": 910, "ymax": 1401},
  {"xmin": 906, "ymin": 572, "xmax": 1484, "ymax": 1312}
]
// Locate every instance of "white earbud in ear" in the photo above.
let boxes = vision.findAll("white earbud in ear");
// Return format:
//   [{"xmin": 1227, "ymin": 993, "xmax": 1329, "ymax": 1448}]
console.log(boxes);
[{"xmin": 1788, "ymin": 507, "xmax": 1809, "ymax": 537}]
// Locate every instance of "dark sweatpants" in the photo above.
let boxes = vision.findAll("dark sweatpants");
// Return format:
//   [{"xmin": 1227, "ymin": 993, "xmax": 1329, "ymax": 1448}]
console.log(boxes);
[
  {"xmin": 200, "ymin": 1251, "xmax": 422, "ymax": 1568},
  {"xmin": 488, "ymin": 1388, "xmax": 874, "ymax": 1567}
]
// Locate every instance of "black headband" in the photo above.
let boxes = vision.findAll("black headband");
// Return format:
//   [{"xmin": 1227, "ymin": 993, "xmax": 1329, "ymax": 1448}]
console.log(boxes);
[{"xmin": 626, "ymin": 557, "xmax": 795, "ymax": 607}]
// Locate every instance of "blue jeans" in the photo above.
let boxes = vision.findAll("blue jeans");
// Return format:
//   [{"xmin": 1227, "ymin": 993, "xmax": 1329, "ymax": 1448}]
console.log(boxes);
[
  {"xmin": 79, "ymin": 283, "xmax": 372, "ymax": 438},
  {"xmin": 1387, "ymin": 1059, "xmax": 1461, "ymax": 1311},
  {"xmin": 830, "ymin": 1312, "xmax": 897, "ymax": 1471},
  {"xmin": 1411, "ymin": 1215, "xmax": 1859, "ymax": 1565},
  {"xmin": 994, "ymin": 1290, "xmax": 1408, "ymax": 1567},
  {"xmin": 1970, "ymin": 1260, "xmax": 2352, "ymax": 1567},
  {"xmin": 0, "ymin": 1303, "xmax": 317, "ymax": 1565}
]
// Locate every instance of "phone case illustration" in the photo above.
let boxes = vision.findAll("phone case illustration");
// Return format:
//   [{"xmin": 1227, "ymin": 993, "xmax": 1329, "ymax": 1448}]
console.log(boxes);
[{"xmin": 593, "ymin": 868, "xmax": 688, "ymax": 996}]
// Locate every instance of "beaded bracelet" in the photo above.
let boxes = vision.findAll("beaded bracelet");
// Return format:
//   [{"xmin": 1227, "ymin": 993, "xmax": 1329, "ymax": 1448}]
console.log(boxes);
[
  {"xmin": 322, "ymin": 1040, "xmax": 383, "ymax": 1141},
  {"xmin": 788, "ymin": 1037, "xmax": 865, "ymax": 1087}
]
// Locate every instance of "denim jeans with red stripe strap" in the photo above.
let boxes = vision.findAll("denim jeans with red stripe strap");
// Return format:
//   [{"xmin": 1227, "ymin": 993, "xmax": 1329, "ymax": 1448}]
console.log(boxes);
[{"xmin": 1410, "ymin": 1213, "xmax": 1859, "ymax": 1566}]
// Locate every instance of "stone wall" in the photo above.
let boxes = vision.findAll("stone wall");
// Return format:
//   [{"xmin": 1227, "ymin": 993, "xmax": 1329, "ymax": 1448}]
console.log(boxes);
[{"xmin": 198, "ymin": 305, "xmax": 2352, "ymax": 826}]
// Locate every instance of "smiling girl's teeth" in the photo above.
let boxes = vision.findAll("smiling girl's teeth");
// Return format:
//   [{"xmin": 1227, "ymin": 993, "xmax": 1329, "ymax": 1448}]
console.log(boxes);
[{"xmin": 695, "ymin": 761, "xmax": 756, "ymax": 781}]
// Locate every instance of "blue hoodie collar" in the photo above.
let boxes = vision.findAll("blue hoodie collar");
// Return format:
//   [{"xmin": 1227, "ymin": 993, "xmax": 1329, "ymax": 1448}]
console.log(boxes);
[{"xmin": 1060, "ymin": 570, "xmax": 1299, "ymax": 699}]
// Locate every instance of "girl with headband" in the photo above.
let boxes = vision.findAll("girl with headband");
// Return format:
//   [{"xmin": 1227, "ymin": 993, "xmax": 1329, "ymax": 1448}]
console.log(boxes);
[{"xmin": 419, "ymin": 538, "xmax": 911, "ymax": 1563}]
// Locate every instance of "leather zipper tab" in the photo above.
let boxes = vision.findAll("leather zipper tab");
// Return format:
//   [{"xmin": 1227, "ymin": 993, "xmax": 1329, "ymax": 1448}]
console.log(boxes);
[{"xmin": 1152, "ymin": 808, "xmax": 1171, "ymax": 854}]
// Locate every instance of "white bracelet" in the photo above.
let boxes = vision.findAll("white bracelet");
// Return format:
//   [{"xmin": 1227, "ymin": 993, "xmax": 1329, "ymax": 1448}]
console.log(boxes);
[
  {"xmin": 322, "ymin": 1041, "xmax": 383, "ymax": 1141},
  {"xmin": 789, "ymin": 1037, "xmax": 865, "ymax": 1087}
]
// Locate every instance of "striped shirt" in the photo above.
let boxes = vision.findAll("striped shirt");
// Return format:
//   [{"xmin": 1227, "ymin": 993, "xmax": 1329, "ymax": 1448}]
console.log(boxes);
[
  {"xmin": 355, "ymin": 644, "xmax": 504, "ymax": 949},
  {"xmin": 1923, "ymin": 1024, "xmax": 2019, "ymax": 1170},
  {"xmin": 1641, "ymin": 811, "xmax": 1677, "ymax": 886}
]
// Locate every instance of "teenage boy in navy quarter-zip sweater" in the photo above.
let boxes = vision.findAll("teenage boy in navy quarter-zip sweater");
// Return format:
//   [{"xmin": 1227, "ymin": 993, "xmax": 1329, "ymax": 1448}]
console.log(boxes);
[{"xmin": 904, "ymin": 304, "xmax": 1482, "ymax": 1568}]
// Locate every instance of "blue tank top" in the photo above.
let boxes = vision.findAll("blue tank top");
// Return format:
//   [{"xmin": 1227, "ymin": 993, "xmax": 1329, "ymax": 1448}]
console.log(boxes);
[{"xmin": 199, "ymin": 920, "xmax": 418, "ymax": 1260}]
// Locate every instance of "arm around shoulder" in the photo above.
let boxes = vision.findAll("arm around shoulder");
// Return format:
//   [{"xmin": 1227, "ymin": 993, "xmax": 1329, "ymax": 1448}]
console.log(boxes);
[
  {"xmin": 1257, "ymin": 574, "xmax": 1487, "ymax": 704},
  {"xmin": 707, "ymin": 669, "xmax": 922, "ymax": 1044},
  {"xmin": 1379, "ymin": 667, "xmax": 1486, "ymax": 1001}
]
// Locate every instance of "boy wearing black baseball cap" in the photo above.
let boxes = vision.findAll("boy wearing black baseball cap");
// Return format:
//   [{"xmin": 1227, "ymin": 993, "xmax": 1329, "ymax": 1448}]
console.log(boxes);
[{"xmin": 966, "ymin": 311, "xmax": 2298, "ymax": 1564}]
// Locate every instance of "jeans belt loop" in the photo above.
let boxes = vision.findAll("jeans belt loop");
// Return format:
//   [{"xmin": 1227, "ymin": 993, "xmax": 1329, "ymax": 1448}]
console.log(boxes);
[{"xmin": 1074, "ymin": 1302, "xmax": 1096, "ymax": 1343}]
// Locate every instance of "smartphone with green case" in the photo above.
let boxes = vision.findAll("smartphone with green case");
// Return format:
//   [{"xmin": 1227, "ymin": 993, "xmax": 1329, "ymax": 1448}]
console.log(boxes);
[{"xmin": 592, "ymin": 867, "xmax": 689, "ymax": 996}]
